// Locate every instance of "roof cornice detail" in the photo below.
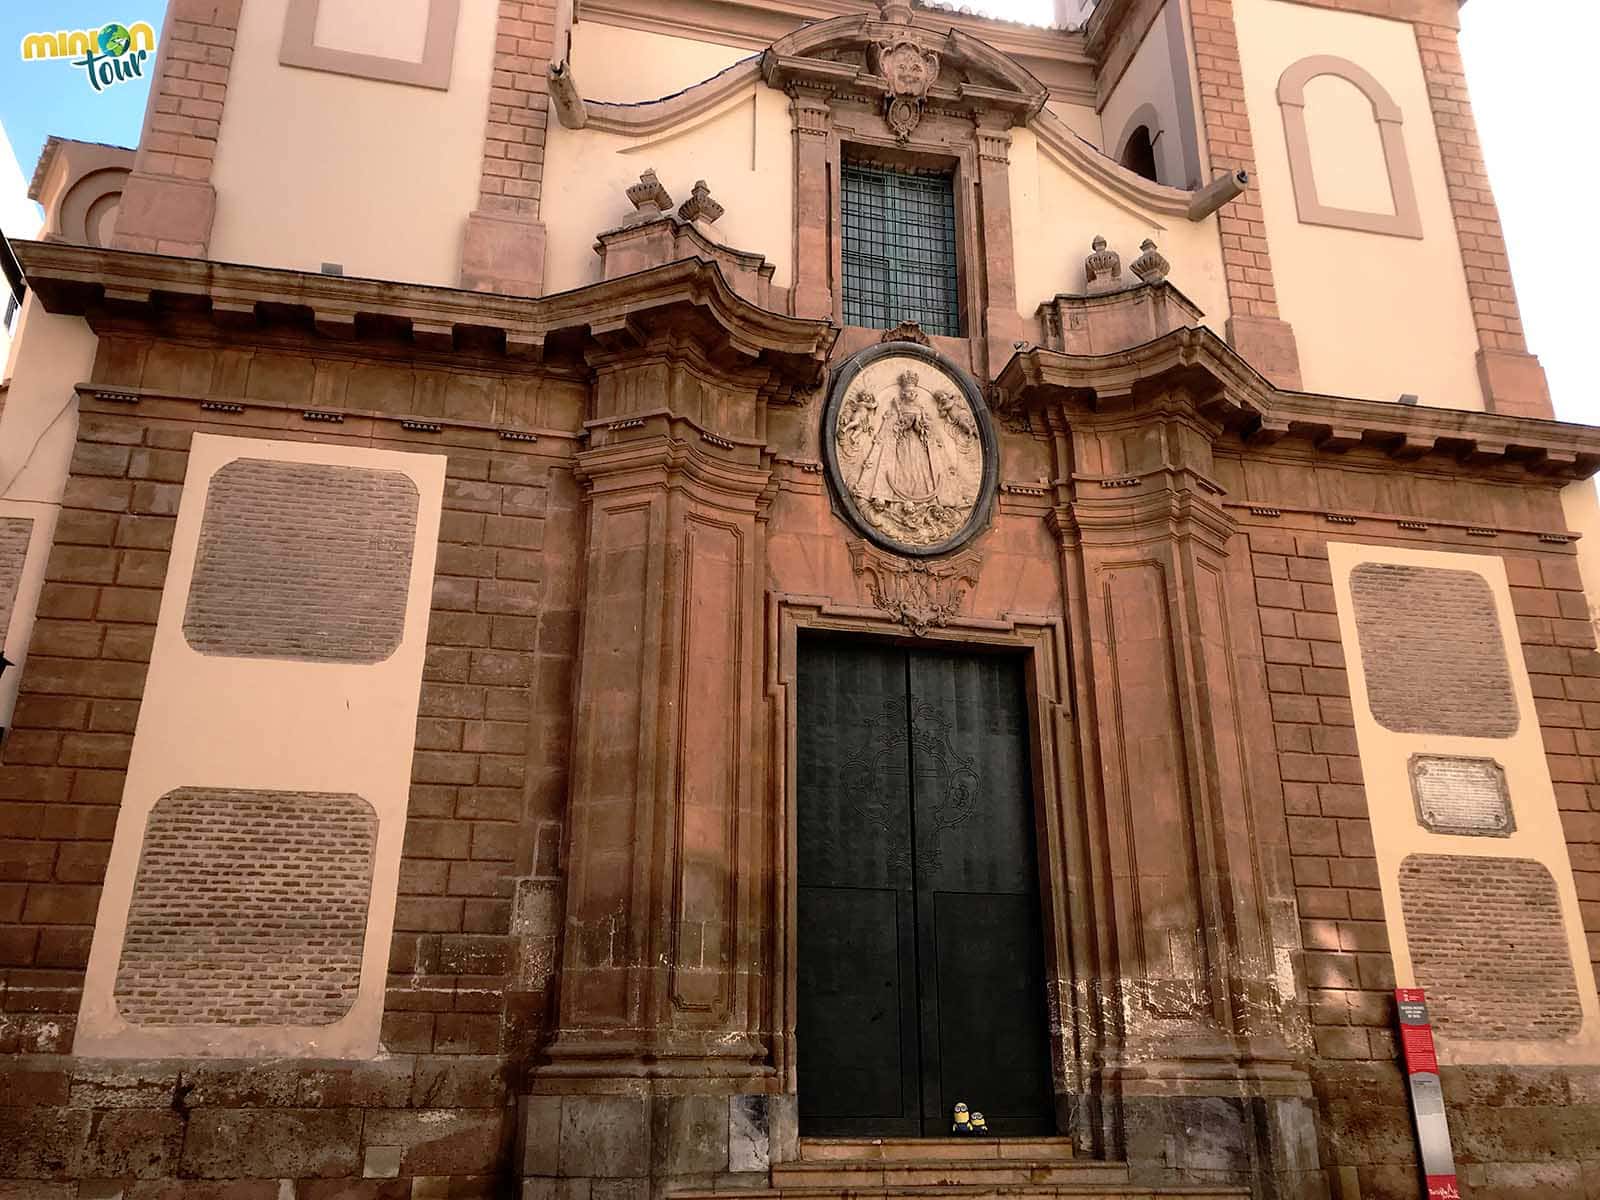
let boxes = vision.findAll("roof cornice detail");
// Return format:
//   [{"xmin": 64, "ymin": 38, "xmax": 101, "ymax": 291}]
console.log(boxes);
[
  {"xmin": 1000, "ymin": 328, "xmax": 1600, "ymax": 479},
  {"xmin": 12, "ymin": 240, "xmax": 838, "ymax": 387}
]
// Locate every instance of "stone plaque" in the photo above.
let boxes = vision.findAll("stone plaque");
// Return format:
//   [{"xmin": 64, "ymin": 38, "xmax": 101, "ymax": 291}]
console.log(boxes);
[
  {"xmin": 823, "ymin": 342, "xmax": 997, "ymax": 557},
  {"xmin": 1410, "ymin": 754, "xmax": 1514, "ymax": 837}
]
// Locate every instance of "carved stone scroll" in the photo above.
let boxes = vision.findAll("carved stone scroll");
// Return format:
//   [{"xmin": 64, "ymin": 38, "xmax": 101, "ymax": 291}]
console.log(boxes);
[{"xmin": 847, "ymin": 539, "xmax": 984, "ymax": 635}]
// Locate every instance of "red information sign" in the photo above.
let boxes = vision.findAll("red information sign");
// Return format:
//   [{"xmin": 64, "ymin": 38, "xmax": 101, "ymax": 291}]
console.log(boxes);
[{"xmin": 1395, "ymin": 989, "xmax": 1458, "ymax": 1199}]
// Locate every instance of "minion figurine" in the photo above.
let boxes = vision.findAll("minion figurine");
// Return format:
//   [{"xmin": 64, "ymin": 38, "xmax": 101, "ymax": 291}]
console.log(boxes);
[
  {"xmin": 951, "ymin": 1102, "xmax": 972, "ymax": 1134},
  {"xmin": 969, "ymin": 1112, "xmax": 989, "ymax": 1136}
]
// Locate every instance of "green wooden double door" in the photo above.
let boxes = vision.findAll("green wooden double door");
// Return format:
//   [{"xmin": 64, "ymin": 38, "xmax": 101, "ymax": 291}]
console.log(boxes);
[{"xmin": 796, "ymin": 638, "xmax": 1055, "ymax": 1137}]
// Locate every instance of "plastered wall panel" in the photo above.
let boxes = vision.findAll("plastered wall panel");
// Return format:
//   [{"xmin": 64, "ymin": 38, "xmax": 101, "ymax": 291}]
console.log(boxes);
[
  {"xmin": 1232, "ymin": 0, "xmax": 1482, "ymax": 408},
  {"xmin": 1009, "ymin": 126, "xmax": 1229, "ymax": 334},
  {"xmin": 1330, "ymin": 542, "xmax": 1600, "ymax": 1066},
  {"xmin": 209, "ymin": 0, "xmax": 493, "ymax": 285},
  {"xmin": 542, "ymin": 83, "xmax": 795, "ymax": 294},
  {"xmin": 76, "ymin": 434, "xmax": 445, "ymax": 1058}
]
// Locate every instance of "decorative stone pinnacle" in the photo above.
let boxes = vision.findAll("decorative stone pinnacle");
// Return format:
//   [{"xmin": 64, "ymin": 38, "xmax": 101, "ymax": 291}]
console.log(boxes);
[
  {"xmin": 878, "ymin": 0, "xmax": 914, "ymax": 24},
  {"xmin": 1130, "ymin": 238, "xmax": 1170, "ymax": 285},
  {"xmin": 678, "ymin": 180, "xmax": 725, "ymax": 227},
  {"xmin": 1085, "ymin": 235, "xmax": 1122, "ymax": 294},
  {"xmin": 625, "ymin": 169, "xmax": 673, "ymax": 224}
]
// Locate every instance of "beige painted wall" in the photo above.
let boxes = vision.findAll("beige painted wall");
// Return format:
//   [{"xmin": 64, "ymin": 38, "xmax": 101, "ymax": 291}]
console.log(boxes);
[
  {"xmin": 1328, "ymin": 541, "xmax": 1600, "ymax": 1066},
  {"xmin": 1099, "ymin": 5, "xmax": 1188, "ymax": 187},
  {"xmin": 1045, "ymin": 100, "xmax": 1104, "ymax": 149},
  {"xmin": 1562, "ymin": 481, "xmax": 1600, "ymax": 642},
  {"xmin": 542, "ymin": 82, "xmax": 795, "ymax": 295},
  {"xmin": 208, "ymin": 0, "xmax": 494, "ymax": 286},
  {"xmin": 1233, "ymin": 0, "xmax": 1482, "ymax": 408},
  {"xmin": 1010, "ymin": 126, "xmax": 1230, "ymax": 333},
  {"xmin": 0, "ymin": 299, "xmax": 95, "ymax": 732},
  {"xmin": 314, "ymin": 0, "xmax": 431, "ymax": 62},
  {"xmin": 569, "ymin": 20, "xmax": 751, "ymax": 104},
  {"xmin": 1300, "ymin": 73, "xmax": 1394, "ymax": 215},
  {"xmin": 76, "ymin": 434, "xmax": 445, "ymax": 1059}
]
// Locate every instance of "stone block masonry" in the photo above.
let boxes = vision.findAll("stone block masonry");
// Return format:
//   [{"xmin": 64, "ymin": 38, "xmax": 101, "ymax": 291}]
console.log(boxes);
[
  {"xmin": 116, "ymin": 788, "xmax": 377, "ymax": 1027},
  {"xmin": 183, "ymin": 459, "xmax": 419, "ymax": 664}
]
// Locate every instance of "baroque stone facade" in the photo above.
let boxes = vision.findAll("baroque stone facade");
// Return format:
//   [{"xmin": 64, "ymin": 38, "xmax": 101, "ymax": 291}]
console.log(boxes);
[{"xmin": 0, "ymin": 1, "xmax": 1597, "ymax": 1199}]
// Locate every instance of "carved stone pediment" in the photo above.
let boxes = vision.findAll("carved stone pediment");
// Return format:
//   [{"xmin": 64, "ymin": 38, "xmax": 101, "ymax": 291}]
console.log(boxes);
[{"xmin": 761, "ymin": 12, "xmax": 1048, "ymax": 137}]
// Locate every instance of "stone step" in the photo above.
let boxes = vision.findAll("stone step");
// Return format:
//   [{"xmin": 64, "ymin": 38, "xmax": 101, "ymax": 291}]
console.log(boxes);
[
  {"xmin": 670, "ymin": 1185, "xmax": 1251, "ymax": 1199},
  {"xmin": 773, "ymin": 1160, "xmax": 1131, "ymax": 1189},
  {"xmin": 798, "ymin": 1137, "xmax": 1078, "ymax": 1163}
]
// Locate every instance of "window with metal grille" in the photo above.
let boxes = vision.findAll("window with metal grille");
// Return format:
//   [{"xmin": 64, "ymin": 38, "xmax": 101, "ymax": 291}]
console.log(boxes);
[{"xmin": 840, "ymin": 159, "xmax": 961, "ymax": 337}]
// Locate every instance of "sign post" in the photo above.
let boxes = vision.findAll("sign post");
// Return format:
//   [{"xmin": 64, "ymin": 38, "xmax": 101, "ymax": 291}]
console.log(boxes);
[{"xmin": 1395, "ymin": 988, "xmax": 1459, "ymax": 1200}]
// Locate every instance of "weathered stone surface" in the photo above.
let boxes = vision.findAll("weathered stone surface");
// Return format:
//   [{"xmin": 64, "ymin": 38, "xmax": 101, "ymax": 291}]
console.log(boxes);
[
  {"xmin": 0, "ymin": 1107, "xmax": 93, "ymax": 1177},
  {"xmin": 125, "ymin": 1184, "xmax": 281, "ymax": 1200},
  {"xmin": 297, "ymin": 1060, "xmax": 417, "ymax": 1109},
  {"xmin": 178, "ymin": 1109, "xmax": 362, "ymax": 1179},
  {"xmin": 409, "ymin": 1057, "xmax": 510, "ymax": 1109},
  {"xmin": 651, "ymin": 1094, "xmax": 726, "ymax": 1176},
  {"xmin": 727, "ymin": 1095, "xmax": 769, "ymax": 1174},
  {"xmin": 68, "ymin": 1061, "xmax": 184, "ymax": 1109},
  {"xmin": 361, "ymin": 1108, "xmax": 507, "ymax": 1176},
  {"xmin": 558, "ymin": 1097, "xmax": 648, "ymax": 1179},
  {"xmin": 82, "ymin": 1108, "xmax": 185, "ymax": 1178},
  {"xmin": 297, "ymin": 1182, "xmax": 412, "ymax": 1200},
  {"xmin": 0, "ymin": 1059, "xmax": 71, "ymax": 1107},
  {"xmin": 518, "ymin": 1096, "xmax": 562, "ymax": 1177},
  {"xmin": 521, "ymin": 1181, "xmax": 591, "ymax": 1200}
]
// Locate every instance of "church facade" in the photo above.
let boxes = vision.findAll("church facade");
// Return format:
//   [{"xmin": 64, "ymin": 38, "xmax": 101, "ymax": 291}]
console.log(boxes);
[{"xmin": 1, "ymin": 0, "xmax": 1598, "ymax": 1197}]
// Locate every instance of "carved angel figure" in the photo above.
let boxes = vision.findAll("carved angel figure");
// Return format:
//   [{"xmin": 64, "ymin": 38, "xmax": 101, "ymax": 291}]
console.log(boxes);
[
  {"xmin": 837, "ymin": 387, "xmax": 880, "ymax": 454},
  {"xmin": 933, "ymin": 389, "xmax": 977, "ymax": 443}
]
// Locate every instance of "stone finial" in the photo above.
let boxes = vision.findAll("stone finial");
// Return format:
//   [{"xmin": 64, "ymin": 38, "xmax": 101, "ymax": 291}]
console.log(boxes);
[
  {"xmin": 878, "ymin": 0, "xmax": 914, "ymax": 23},
  {"xmin": 624, "ymin": 169, "xmax": 673, "ymax": 224},
  {"xmin": 1084, "ymin": 235, "xmax": 1122, "ymax": 294},
  {"xmin": 1130, "ymin": 238, "xmax": 1170, "ymax": 285},
  {"xmin": 678, "ymin": 180, "xmax": 725, "ymax": 228}
]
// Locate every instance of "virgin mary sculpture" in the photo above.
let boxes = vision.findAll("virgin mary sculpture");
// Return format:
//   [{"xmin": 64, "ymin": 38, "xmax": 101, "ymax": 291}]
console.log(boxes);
[{"xmin": 830, "ymin": 355, "xmax": 987, "ymax": 550}]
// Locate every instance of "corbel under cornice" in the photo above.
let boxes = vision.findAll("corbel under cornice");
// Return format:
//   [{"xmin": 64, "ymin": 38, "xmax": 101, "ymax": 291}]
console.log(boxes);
[
  {"xmin": 999, "ymin": 327, "xmax": 1600, "ymax": 480},
  {"xmin": 11, "ymin": 240, "xmax": 838, "ymax": 390}
]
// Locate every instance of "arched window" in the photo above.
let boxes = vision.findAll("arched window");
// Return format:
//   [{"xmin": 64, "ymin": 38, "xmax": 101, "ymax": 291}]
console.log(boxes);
[
  {"xmin": 1277, "ymin": 55, "xmax": 1422, "ymax": 239},
  {"xmin": 1119, "ymin": 126, "xmax": 1159, "ymax": 183}
]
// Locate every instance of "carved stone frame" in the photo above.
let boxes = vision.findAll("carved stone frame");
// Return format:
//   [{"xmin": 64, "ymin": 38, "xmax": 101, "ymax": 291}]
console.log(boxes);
[
  {"xmin": 767, "ymin": 597, "xmax": 1091, "ymax": 1138},
  {"xmin": 281, "ymin": 0, "xmax": 461, "ymax": 90},
  {"xmin": 1276, "ymin": 54, "xmax": 1423, "ymax": 240},
  {"xmin": 821, "ymin": 341, "xmax": 1000, "ymax": 559}
]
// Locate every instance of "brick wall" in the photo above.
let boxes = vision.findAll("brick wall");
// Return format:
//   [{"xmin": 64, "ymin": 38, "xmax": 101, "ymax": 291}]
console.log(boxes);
[
  {"xmin": 477, "ymin": 0, "xmax": 557, "ymax": 220},
  {"xmin": 0, "ymin": 413, "xmax": 181, "ymax": 1049},
  {"xmin": 1414, "ymin": 21, "xmax": 1527, "ymax": 357},
  {"xmin": 116, "ymin": 788, "xmax": 377, "ymax": 1027},
  {"xmin": 0, "ymin": 518, "xmax": 32, "ymax": 652},
  {"xmin": 1348, "ymin": 562, "xmax": 1518, "ymax": 737},
  {"xmin": 184, "ymin": 459, "xmax": 419, "ymax": 663},
  {"xmin": 1398, "ymin": 853, "xmax": 1582, "ymax": 1041},
  {"xmin": 1189, "ymin": 0, "xmax": 1281, "ymax": 324},
  {"xmin": 383, "ymin": 450, "xmax": 578, "ymax": 1059}
]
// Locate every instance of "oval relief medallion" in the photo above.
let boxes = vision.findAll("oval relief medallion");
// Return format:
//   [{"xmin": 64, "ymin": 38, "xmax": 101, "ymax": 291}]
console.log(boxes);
[{"xmin": 822, "ymin": 343, "xmax": 997, "ymax": 557}]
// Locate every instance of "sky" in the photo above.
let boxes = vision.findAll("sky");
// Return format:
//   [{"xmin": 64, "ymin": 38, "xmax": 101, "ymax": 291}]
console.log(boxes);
[{"xmin": 0, "ymin": 0, "xmax": 1590, "ymax": 425}]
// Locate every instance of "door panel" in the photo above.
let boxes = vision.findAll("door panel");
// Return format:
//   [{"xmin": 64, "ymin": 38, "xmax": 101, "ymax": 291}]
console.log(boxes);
[
  {"xmin": 797, "ymin": 641, "xmax": 920, "ymax": 1135},
  {"xmin": 798, "ymin": 639, "xmax": 1054, "ymax": 1137}
]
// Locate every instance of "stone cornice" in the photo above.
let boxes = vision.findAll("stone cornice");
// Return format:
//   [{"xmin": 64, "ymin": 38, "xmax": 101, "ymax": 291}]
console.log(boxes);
[
  {"xmin": 1000, "ymin": 327, "xmax": 1600, "ymax": 480},
  {"xmin": 12, "ymin": 240, "xmax": 838, "ymax": 390}
]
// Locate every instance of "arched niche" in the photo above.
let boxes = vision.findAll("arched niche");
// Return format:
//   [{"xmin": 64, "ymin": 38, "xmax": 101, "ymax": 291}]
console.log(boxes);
[{"xmin": 1277, "ymin": 54, "xmax": 1422, "ymax": 239}]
